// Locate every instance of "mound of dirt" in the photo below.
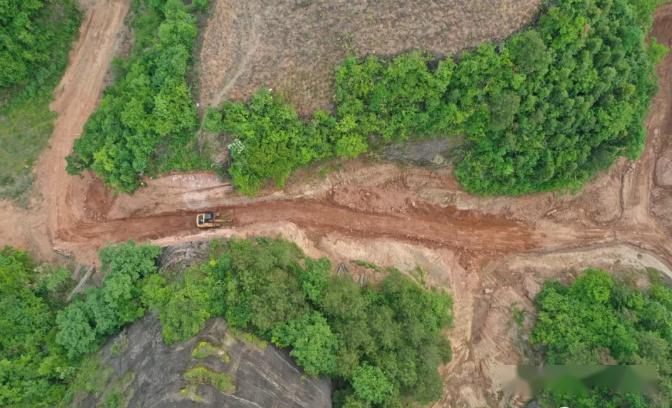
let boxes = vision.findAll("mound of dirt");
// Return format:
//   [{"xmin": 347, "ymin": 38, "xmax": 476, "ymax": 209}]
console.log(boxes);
[
  {"xmin": 199, "ymin": 0, "xmax": 542, "ymax": 113},
  {"xmin": 72, "ymin": 315, "xmax": 331, "ymax": 408}
]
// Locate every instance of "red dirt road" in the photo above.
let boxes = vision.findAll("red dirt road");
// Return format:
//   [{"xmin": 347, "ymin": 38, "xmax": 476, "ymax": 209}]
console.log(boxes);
[{"xmin": 1, "ymin": 0, "xmax": 672, "ymax": 277}]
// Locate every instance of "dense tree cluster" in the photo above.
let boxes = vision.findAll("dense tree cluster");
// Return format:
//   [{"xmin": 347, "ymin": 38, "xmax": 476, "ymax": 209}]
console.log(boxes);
[
  {"xmin": 66, "ymin": 0, "xmax": 208, "ymax": 192},
  {"xmin": 0, "ymin": 0, "xmax": 80, "ymax": 91},
  {"xmin": 208, "ymin": 0, "xmax": 665, "ymax": 195},
  {"xmin": 531, "ymin": 269, "xmax": 672, "ymax": 407},
  {"xmin": 0, "ymin": 247, "xmax": 74, "ymax": 407},
  {"xmin": 142, "ymin": 238, "xmax": 453, "ymax": 407},
  {"xmin": 55, "ymin": 242, "xmax": 160, "ymax": 359},
  {"xmin": 205, "ymin": 91, "xmax": 368, "ymax": 194}
]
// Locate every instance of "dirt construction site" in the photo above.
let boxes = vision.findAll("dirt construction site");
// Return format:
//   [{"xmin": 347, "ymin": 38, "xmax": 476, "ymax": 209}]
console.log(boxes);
[{"xmin": 3, "ymin": 0, "xmax": 672, "ymax": 406}]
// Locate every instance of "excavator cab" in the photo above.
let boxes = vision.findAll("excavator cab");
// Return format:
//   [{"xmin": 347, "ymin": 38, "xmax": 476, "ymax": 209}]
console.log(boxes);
[{"xmin": 196, "ymin": 211, "xmax": 229, "ymax": 229}]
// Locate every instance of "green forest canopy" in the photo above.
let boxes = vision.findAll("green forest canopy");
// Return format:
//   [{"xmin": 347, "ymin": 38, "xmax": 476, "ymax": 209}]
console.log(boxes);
[
  {"xmin": 65, "ymin": 0, "xmax": 210, "ymax": 192},
  {"xmin": 67, "ymin": 0, "xmax": 667, "ymax": 196},
  {"xmin": 139, "ymin": 238, "xmax": 454, "ymax": 407},
  {"xmin": 1, "ymin": 238, "xmax": 452, "ymax": 407},
  {"xmin": 0, "ymin": 0, "xmax": 79, "ymax": 91},
  {"xmin": 0, "ymin": 247, "xmax": 75, "ymax": 407},
  {"xmin": 530, "ymin": 269, "xmax": 672, "ymax": 407},
  {"xmin": 204, "ymin": 0, "xmax": 667, "ymax": 195}
]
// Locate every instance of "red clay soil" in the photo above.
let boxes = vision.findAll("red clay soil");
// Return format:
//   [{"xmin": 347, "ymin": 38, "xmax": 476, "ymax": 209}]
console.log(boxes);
[{"xmin": 1, "ymin": 0, "xmax": 672, "ymax": 275}]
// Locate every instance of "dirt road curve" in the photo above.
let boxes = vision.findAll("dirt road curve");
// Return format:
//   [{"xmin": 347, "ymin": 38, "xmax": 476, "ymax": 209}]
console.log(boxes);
[{"xmin": 1, "ymin": 0, "xmax": 672, "ymax": 275}]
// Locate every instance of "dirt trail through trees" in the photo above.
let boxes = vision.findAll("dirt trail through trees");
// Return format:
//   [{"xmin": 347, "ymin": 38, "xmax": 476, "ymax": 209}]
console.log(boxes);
[{"xmin": 1, "ymin": 0, "xmax": 672, "ymax": 273}]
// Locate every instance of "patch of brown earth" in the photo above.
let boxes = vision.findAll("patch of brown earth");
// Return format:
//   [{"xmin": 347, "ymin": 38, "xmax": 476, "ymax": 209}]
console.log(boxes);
[{"xmin": 199, "ymin": 0, "xmax": 542, "ymax": 113}]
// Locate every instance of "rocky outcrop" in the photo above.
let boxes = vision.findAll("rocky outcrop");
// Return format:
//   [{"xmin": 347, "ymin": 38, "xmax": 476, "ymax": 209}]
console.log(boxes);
[{"xmin": 87, "ymin": 316, "xmax": 331, "ymax": 408}]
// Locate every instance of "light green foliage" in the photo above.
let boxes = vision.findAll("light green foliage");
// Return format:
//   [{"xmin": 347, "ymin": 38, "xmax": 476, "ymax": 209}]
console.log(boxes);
[
  {"xmin": 183, "ymin": 366, "xmax": 235, "ymax": 393},
  {"xmin": 0, "ymin": 247, "xmax": 76, "ymax": 407},
  {"xmin": 144, "ymin": 264, "xmax": 220, "ymax": 344},
  {"xmin": 298, "ymin": 257, "xmax": 330, "ymax": 305},
  {"xmin": 209, "ymin": 91, "xmax": 366, "ymax": 194},
  {"xmin": 352, "ymin": 364, "xmax": 395, "ymax": 404},
  {"xmin": 192, "ymin": 341, "xmax": 217, "ymax": 359},
  {"xmin": 210, "ymin": 0, "xmax": 664, "ymax": 196},
  {"xmin": 0, "ymin": 0, "xmax": 80, "ymax": 203},
  {"xmin": 146, "ymin": 238, "xmax": 453, "ymax": 407},
  {"xmin": 59, "ymin": 354, "xmax": 114, "ymax": 406},
  {"xmin": 56, "ymin": 242, "xmax": 160, "ymax": 359},
  {"xmin": 272, "ymin": 311, "xmax": 338, "ymax": 376},
  {"xmin": 66, "ymin": 0, "xmax": 209, "ymax": 192},
  {"xmin": 531, "ymin": 269, "xmax": 672, "ymax": 407}
]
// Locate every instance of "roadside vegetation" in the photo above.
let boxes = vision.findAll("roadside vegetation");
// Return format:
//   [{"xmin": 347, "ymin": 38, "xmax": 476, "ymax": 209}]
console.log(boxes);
[
  {"xmin": 0, "ymin": 0, "xmax": 80, "ymax": 203},
  {"xmin": 142, "ymin": 238, "xmax": 453, "ymax": 407},
  {"xmin": 528, "ymin": 269, "xmax": 672, "ymax": 407},
  {"xmin": 64, "ymin": 0, "xmax": 667, "ymax": 196},
  {"xmin": 1, "ymin": 238, "xmax": 452, "ymax": 407},
  {"xmin": 66, "ymin": 0, "xmax": 211, "ymax": 192},
  {"xmin": 204, "ymin": 0, "xmax": 666, "ymax": 195},
  {"xmin": 0, "ymin": 246, "xmax": 75, "ymax": 407}
]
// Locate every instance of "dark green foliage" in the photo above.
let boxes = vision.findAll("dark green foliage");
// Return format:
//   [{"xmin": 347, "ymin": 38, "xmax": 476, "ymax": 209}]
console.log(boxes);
[
  {"xmin": 143, "ymin": 238, "xmax": 453, "ymax": 407},
  {"xmin": 1, "ymin": 0, "xmax": 80, "ymax": 202},
  {"xmin": 0, "ymin": 0, "xmax": 80, "ymax": 90},
  {"xmin": 531, "ymin": 269, "xmax": 672, "ymax": 407},
  {"xmin": 66, "ymin": 0, "xmax": 208, "ymax": 192},
  {"xmin": 0, "ymin": 247, "xmax": 75, "ymax": 407},
  {"xmin": 209, "ymin": 0, "xmax": 664, "ymax": 195},
  {"xmin": 55, "ymin": 242, "xmax": 160, "ymax": 359}
]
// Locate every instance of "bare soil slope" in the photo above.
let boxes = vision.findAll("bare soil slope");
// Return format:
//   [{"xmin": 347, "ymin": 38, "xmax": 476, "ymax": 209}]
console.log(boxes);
[{"xmin": 198, "ymin": 0, "xmax": 541, "ymax": 113}]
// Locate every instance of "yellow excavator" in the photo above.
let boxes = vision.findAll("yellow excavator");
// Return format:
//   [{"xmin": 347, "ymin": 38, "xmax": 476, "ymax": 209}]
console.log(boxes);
[{"xmin": 195, "ymin": 211, "xmax": 230, "ymax": 229}]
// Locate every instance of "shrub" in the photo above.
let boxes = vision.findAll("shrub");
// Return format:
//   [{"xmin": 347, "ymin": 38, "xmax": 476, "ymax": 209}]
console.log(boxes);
[
  {"xmin": 209, "ymin": 0, "xmax": 664, "ymax": 196},
  {"xmin": 66, "ymin": 0, "xmax": 208, "ymax": 192},
  {"xmin": 0, "ymin": 0, "xmax": 80, "ymax": 90},
  {"xmin": 144, "ymin": 238, "xmax": 453, "ymax": 407},
  {"xmin": 0, "ymin": 247, "xmax": 76, "ymax": 407},
  {"xmin": 55, "ymin": 242, "xmax": 160, "ymax": 359},
  {"xmin": 531, "ymin": 269, "xmax": 672, "ymax": 407}
]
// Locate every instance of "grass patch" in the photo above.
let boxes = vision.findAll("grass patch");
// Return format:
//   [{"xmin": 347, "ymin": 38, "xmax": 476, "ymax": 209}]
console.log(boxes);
[
  {"xmin": 183, "ymin": 365, "xmax": 235, "ymax": 394},
  {"xmin": 0, "ymin": 0, "xmax": 80, "ymax": 205},
  {"xmin": 192, "ymin": 340, "xmax": 230, "ymax": 363},
  {"xmin": 179, "ymin": 384, "xmax": 204, "ymax": 402},
  {"xmin": 229, "ymin": 328, "xmax": 268, "ymax": 351},
  {"xmin": 61, "ymin": 354, "xmax": 114, "ymax": 406},
  {"xmin": 99, "ymin": 371, "xmax": 135, "ymax": 408},
  {"xmin": 353, "ymin": 260, "xmax": 382, "ymax": 272},
  {"xmin": 0, "ymin": 92, "xmax": 54, "ymax": 203},
  {"xmin": 110, "ymin": 334, "xmax": 129, "ymax": 357}
]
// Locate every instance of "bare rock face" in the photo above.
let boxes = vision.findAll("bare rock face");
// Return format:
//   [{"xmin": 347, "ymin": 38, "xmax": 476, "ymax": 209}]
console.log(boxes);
[{"xmin": 87, "ymin": 316, "xmax": 331, "ymax": 408}]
